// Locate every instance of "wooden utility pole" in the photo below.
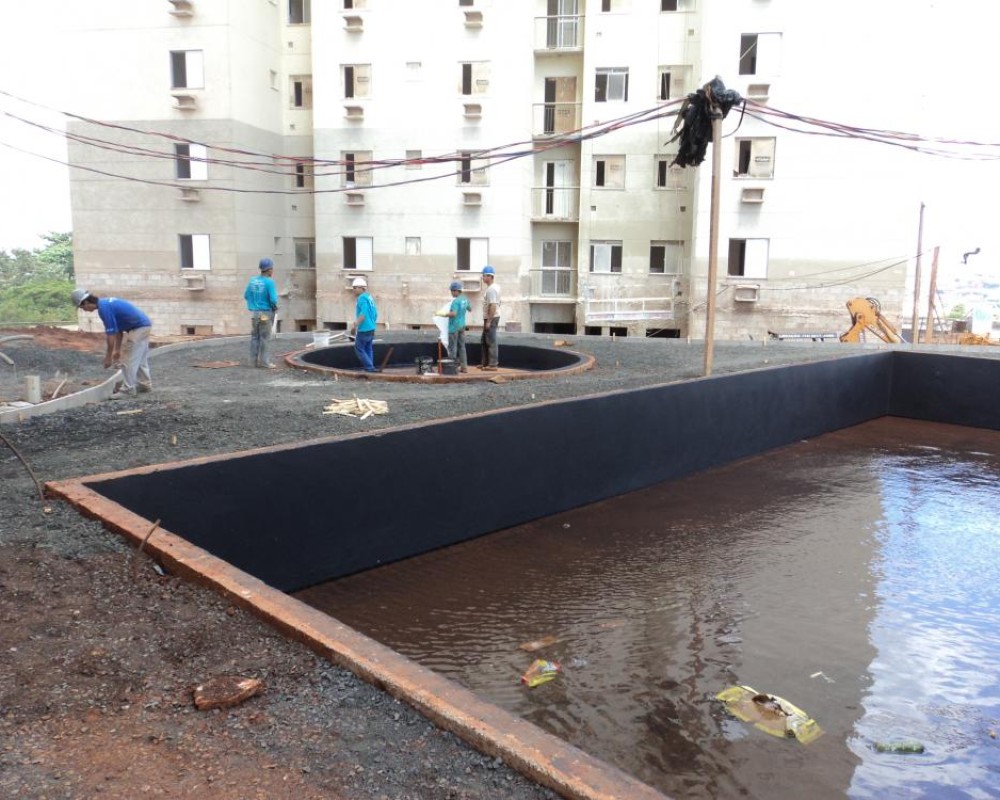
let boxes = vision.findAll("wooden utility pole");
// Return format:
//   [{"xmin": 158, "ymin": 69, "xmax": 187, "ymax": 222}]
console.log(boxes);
[
  {"xmin": 923, "ymin": 245, "xmax": 940, "ymax": 344},
  {"xmin": 910, "ymin": 202, "xmax": 925, "ymax": 344},
  {"xmin": 703, "ymin": 106, "xmax": 723, "ymax": 376}
]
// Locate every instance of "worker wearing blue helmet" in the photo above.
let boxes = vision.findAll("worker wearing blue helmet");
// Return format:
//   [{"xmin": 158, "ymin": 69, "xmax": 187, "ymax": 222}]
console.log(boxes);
[
  {"xmin": 244, "ymin": 258, "xmax": 279, "ymax": 368},
  {"xmin": 435, "ymin": 279, "xmax": 472, "ymax": 372},
  {"xmin": 480, "ymin": 265, "xmax": 500, "ymax": 370}
]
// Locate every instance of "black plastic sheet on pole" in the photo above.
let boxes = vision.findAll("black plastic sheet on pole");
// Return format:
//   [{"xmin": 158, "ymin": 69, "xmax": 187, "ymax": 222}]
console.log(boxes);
[{"xmin": 667, "ymin": 77, "xmax": 744, "ymax": 168}]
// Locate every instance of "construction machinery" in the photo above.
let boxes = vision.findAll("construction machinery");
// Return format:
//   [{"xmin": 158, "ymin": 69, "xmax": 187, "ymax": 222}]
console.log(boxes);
[{"xmin": 839, "ymin": 297, "xmax": 903, "ymax": 344}]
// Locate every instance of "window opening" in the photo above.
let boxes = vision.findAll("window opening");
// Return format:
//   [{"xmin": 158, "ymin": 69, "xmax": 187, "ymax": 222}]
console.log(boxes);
[
  {"xmin": 650, "ymin": 241, "xmax": 683, "ymax": 274},
  {"xmin": 343, "ymin": 237, "xmax": 373, "ymax": 270},
  {"xmin": 456, "ymin": 237, "xmax": 489, "ymax": 271},
  {"xmin": 595, "ymin": 68, "xmax": 628, "ymax": 102},
  {"xmin": 179, "ymin": 234, "xmax": 211, "ymax": 270},
  {"xmin": 739, "ymin": 34, "xmax": 758, "ymax": 75},
  {"xmin": 590, "ymin": 241, "xmax": 622, "ymax": 273},
  {"xmin": 727, "ymin": 238, "xmax": 769, "ymax": 278},
  {"xmin": 734, "ymin": 138, "xmax": 775, "ymax": 178},
  {"xmin": 342, "ymin": 151, "xmax": 372, "ymax": 186},
  {"xmin": 593, "ymin": 155, "xmax": 624, "ymax": 188},
  {"xmin": 295, "ymin": 238, "xmax": 316, "ymax": 269},
  {"xmin": 289, "ymin": 0, "xmax": 311, "ymax": 24},
  {"xmin": 295, "ymin": 163, "xmax": 314, "ymax": 189},
  {"xmin": 175, "ymin": 143, "xmax": 207, "ymax": 180},
  {"xmin": 291, "ymin": 76, "xmax": 313, "ymax": 108},
  {"xmin": 170, "ymin": 51, "xmax": 204, "ymax": 89}
]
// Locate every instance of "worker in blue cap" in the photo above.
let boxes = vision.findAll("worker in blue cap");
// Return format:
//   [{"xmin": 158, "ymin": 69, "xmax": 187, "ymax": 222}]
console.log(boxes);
[
  {"xmin": 244, "ymin": 258, "xmax": 279, "ymax": 368},
  {"xmin": 480, "ymin": 265, "xmax": 500, "ymax": 370},
  {"xmin": 435, "ymin": 280, "xmax": 472, "ymax": 373}
]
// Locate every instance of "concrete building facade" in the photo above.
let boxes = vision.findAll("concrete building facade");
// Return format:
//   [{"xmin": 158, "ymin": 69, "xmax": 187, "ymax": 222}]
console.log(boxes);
[{"xmin": 67, "ymin": 0, "xmax": 916, "ymax": 340}]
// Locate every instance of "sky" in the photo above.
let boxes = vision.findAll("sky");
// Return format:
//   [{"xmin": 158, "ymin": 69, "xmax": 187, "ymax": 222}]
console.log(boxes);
[{"xmin": 1, "ymin": 1, "xmax": 998, "ymax": 286}]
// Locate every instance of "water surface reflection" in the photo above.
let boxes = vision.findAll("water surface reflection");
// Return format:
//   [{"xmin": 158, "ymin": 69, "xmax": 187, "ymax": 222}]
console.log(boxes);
[{"xmin": 297, "ymin": 419, "xmax": 1000, "ymax": 799}]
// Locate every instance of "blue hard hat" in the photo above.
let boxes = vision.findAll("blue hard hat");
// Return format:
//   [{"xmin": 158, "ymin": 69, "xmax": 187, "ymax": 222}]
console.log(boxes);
[
  {"xmin": 481, "ymin": 265, "xmax": 495, "ymax": 275},
  {"xmin": 259, "ymin": 258, "xmax": 274, "ymax": 270},
  {"xmin": 449, "ymin": 281, "xmax": 462, "ymax": 291}
]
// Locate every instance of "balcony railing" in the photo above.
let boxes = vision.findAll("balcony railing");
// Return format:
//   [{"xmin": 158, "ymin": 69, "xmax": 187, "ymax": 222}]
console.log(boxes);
[
  {"xmin": 583, "ymin": 285, "xmax": 679, "ymax": 323},
  {"xmin": 533, "ymin": 14, "xmax": 584, "ymax": 52},
  {"xmin": 531, "ymin": 186, "xmax": 580, "ymax": 221},
  {"xmin": 529, "ymin": 268, "xmax": 577, "ymax": 300},
  {"xmin": 532, "ymin": 102, "xmax": 582, "ymax": 138}
]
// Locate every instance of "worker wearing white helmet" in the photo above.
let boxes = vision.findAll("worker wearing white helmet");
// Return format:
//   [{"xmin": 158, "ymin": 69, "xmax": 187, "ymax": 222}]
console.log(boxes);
[
  {"xmin": 349, "ymin": 277, "xmax": 378, "ymax": 372},
  {"xmin": 71, "ymin": 288, "xmax": 153, "ymax": 398}
]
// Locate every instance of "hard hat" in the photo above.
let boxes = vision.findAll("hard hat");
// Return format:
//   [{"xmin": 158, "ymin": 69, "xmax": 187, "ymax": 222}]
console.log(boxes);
[
  {"xmin": 481, "ymin": 265, "xmax": 495, "ymax": 276},
  {"xmin": 71, "ymin": 288, "xmax": 91, "ymax": 307},
  {"xmin": 449, "ymin": 281, "xmax": 462, "ymax": 291},
  {"xmin": 352, "ymin": 277, "xmax": 368, "ymax": 288},
  {"xmin": 259, "ymin": 258, "xmax": 274, "ymax": 271}
]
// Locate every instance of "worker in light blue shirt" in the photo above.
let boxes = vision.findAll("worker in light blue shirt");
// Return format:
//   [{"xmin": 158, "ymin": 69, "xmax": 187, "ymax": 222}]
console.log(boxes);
[
  {"xmin": 435, "ymin": 280, "xmax": 471, "ymax": 372},
  {"xmin": 71, "ymin": 288, "xmax": 153, "ymax": 397},
  {"xmin": 244, "ymin": 258, "xmax": 279, "ymax": 368},
  {"xmin": 349, "ymin": 276, "xmax": 378, "ymax": 372}
]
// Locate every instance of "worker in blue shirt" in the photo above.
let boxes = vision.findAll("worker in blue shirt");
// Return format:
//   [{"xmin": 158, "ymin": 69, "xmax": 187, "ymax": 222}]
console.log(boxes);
[
  {"xmin": 71, "ymin": 288, "xmax": 153, "ymax": 397},
  {"xmin": 349, "ymin": 277, "xmax": 378, "ymax": 372},
  {"xmin": 244, "ymin": 258, "xmax": 279, "ymax": 368},
  {"xmin": 435, "ymin": 280, "xmax": 471, "ymax": 372}
]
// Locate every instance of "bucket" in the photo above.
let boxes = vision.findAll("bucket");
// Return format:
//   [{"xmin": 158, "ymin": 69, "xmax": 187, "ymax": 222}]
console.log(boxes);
[
  {"xmin": 439, "ymin": 358, "xmax": 458, "ymax": 375},
  {"xmin": 312, "ymin": 331, "xmax": 332, "ymax": 347},
  {"xmin": 415, "ymin": 356, "xmax": 434, "ymax": 375}
]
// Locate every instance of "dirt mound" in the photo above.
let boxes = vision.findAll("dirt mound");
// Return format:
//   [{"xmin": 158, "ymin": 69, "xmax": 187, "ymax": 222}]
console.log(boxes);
[{"xmin": 0, "ymin": 325, "xmax": 105, "ymax": 353}]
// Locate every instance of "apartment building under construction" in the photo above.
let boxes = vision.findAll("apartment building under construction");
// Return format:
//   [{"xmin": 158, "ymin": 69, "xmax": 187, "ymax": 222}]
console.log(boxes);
[{"xmin": 66, "ymin": 0, "xmax": 917, "ymax": 339}]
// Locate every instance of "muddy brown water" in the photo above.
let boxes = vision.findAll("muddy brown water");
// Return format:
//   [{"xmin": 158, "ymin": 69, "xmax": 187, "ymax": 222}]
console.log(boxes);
[{"xmin": 296, "ymin": 418, "xmax": 1000, "ymax": 799}]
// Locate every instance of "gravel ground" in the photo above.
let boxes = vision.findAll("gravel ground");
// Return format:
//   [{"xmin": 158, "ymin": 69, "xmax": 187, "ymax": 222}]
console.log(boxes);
[{"xmin": 0, "ymin": 329, "xmax": 882, "ymax": 799}]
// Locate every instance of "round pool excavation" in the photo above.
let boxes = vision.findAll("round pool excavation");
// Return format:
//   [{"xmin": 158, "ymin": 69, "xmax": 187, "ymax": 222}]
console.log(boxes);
[{"xmin": 287, "ymin": 337, "xmax": 595, "ymax": 382}]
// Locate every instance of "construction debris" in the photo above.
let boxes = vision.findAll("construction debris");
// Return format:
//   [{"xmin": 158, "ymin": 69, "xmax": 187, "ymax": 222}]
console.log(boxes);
[
  {"xmin": 520, "ymin": 659, "xmax": 562, "ymax": 688},
  {"xmin": 192, "ymin": 360, "xmax": 241, "ymax": 369},
  {"xmin": 323, "ymin": 396, "xmax": 389, "ymax": 419},
  {"xmin": 519, "ymin": 635, "xmax": 563, "ymax": 653},
  {"xmin": 193, "ymin": 676, "xmax": 265, "ymax": 711}
]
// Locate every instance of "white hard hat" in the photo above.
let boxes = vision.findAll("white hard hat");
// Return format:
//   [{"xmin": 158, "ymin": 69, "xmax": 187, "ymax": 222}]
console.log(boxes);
[
  {"xmin": 71, "ymin": 288, "xmax": 91, "ymax": 307},
  {"xmin": 352, "ymin": 277, "xmax": 367, "ymax": 288}
]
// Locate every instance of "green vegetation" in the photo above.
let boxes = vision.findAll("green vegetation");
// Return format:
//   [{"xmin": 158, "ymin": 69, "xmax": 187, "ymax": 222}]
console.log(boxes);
[
  {"xmin": 0, "ymin": 233, "xmax": 76, "ymax": 324},
  {"xmin": 947, "ymin": 303, "xmax": 966, "ymax": 320}
]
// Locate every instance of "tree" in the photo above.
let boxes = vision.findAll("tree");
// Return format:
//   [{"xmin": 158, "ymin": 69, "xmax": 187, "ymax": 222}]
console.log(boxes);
[
  {"xmin": 947, "ymin": 303, "xmax": 966, "ymax": 320},
  {"xmin": 0, "ymin": 232, "xmax": 76, "ymax": 323},
  {"xmin": 0, "ymin": 279, "xmax": 76, "ymax": 324},
  {"xmin": 35, "ymin": 232, "xmax": 74, "ymax": 281}
]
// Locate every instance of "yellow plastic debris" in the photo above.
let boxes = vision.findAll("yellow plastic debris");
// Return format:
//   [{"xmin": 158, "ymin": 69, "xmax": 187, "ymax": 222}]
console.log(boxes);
[
  {"xmin": 716, "ymin": 685, "xmax": 823, "ymax": 745},
  {"xmin": 520, "ymin": 659, "xmax": 561, "ymax": 688}
]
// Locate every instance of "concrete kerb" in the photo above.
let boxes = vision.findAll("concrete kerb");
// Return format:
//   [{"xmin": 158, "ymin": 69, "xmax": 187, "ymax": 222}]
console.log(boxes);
[
  {"xmin": 0, "ymin": 333, "xmax": 313, "ymax": 426},
  {"xmin": 47, "ymin": 471, "xmax": 671, "ymax": 800},
  {"xmin": 0, "ymin": 368, "xmax": 122, "ymax": 426}
]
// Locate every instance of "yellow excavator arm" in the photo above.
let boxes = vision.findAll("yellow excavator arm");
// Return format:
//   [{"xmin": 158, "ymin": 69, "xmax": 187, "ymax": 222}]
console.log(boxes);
[{"xmin": 840, "ymin": 297, "xmax": 903, "ymax": 344}]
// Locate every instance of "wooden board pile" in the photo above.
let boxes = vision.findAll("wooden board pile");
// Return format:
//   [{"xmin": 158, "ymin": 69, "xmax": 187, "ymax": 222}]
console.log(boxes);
[{"xmin": 323, "ymin": 396, "xmax": 388, "ymax": 420}]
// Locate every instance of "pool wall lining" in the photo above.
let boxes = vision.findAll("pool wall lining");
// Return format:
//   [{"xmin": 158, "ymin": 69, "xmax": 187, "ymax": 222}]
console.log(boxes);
[{"xmin": 77, "ymin": 352, "xmax": 898, "ymax": 593}]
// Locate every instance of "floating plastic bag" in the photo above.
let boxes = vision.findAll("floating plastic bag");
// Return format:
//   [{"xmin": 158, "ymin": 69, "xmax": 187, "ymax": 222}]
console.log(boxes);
[
  {"xmin": 520, "ymin": 659, "xmax": 561, "ymax": 688},
  {"xmin": 716, "ymin": 685, "xmax": 823, "ymax": 745}
]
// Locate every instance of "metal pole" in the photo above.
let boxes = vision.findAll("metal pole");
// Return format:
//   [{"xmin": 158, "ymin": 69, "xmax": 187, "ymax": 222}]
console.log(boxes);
[
  {"xmin": 703, "ymin": 109, "xmax": 723, "ymax": 376},
  {"xmin": 923, "ymin": 245, "xmax": 940, "ymax": 344},
  {"xmin": 910, "ymin": 201, "xmax": 925, "ymax": 345}
]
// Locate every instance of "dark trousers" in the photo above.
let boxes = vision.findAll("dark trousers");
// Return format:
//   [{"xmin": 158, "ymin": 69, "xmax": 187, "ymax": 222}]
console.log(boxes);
[{"xmin": 481, "ymin": 318, "xmax": 499, "ymax": 367}]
